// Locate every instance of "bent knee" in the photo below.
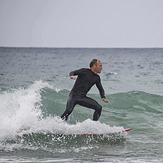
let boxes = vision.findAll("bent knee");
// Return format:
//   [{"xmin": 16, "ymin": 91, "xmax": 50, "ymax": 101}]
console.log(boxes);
[{"xmin": 96, "ymin": 105, "xmax": 102, "ymax": 113}]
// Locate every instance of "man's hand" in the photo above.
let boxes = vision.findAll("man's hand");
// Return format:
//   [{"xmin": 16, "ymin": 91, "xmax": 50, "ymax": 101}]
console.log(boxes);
[
  {"xmin": 70, "ymin": 76, "xmax": 77, "ymax": 80},
  {"xmin": 102, "ymin": 98, "xmax": 109, "ymax": 103}
]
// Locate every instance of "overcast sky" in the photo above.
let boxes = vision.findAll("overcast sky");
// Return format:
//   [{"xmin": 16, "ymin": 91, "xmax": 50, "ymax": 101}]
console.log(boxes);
[{"xmin": 0, "ymin": 0, "xmax": 163, "ymax": 48}]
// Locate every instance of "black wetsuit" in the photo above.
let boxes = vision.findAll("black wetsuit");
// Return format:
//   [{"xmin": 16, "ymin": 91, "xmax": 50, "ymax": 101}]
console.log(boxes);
[{"xmin": 61, "ymin": 68, "xmax": 106, "ymax": 121}]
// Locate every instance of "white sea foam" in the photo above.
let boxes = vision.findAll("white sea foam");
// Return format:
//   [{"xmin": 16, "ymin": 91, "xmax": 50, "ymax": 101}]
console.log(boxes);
[{"xmin": 0, "ymin": 80, "xmax": 50, "ymax": 140}]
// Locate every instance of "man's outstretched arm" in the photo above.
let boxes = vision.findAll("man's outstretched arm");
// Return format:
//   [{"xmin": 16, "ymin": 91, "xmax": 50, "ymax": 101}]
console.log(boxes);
[
  {"xmin": 69, "ymin": 68, "xmax": 85, "ymax": 80},
  {"xmin": 96, "ymin": 78, "xmax": 109, "ymax": 103}
]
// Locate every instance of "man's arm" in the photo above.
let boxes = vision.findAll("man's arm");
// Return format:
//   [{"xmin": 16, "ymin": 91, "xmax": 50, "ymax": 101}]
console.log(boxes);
[
  {"xmin": 69, "ymin": 68, "xmax": 85, "ymax": 80},
  {"xmin": 96, "ymin": 78, "xmax": 109, "ymax": 103}
]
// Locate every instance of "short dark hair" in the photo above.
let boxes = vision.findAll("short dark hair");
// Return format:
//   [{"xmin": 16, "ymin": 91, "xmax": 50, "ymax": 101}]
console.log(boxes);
[{"xmin": 89, "ymin": 59, "xmax": 98, "ymax": 68}]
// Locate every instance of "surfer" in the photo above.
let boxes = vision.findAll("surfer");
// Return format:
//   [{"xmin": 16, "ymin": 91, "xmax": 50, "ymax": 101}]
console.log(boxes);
[{"xmin": 61, "ymin": 59, "xmax": 109, "ymax": 121}]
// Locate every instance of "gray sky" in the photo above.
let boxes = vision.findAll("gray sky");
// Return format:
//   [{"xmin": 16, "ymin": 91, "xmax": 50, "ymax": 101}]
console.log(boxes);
[{"xmin": 0, "ymin": 0, "xmax": 163, "ymax": 48}]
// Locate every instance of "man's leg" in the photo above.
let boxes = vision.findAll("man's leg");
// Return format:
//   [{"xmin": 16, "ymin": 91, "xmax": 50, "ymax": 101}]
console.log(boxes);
[
  {"xmin": 77, "ymin": 97, "xmax": 102, "ymax": 121},
  {"xmin": 61, "ymin": 93, "xmax": 76, "ymax": 121}
]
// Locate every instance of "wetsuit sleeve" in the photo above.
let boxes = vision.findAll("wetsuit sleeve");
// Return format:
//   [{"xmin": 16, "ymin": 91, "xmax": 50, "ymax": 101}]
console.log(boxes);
[
  {"xmin": 96, "ymin": 77, "xmax": 106, "ymax": 99},
  {"xmin": 69, "ymin": 68, "xmax": 85, "ymax": 76}
]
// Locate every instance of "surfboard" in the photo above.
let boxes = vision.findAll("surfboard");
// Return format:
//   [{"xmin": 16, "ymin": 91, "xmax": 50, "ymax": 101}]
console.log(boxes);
[
  {"xmin": 76, "ymin": 128, "xmax": 132, "ymax": 136},
  {"xmin": 56, "ymin": 128, "xmax": 132, "ymax": 137}
]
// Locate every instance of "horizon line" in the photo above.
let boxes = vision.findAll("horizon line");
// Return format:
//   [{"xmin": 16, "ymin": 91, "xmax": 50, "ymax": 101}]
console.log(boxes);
[{"xmin": 0, "ymin": 46, "xmax": 163, "ymax": 49}]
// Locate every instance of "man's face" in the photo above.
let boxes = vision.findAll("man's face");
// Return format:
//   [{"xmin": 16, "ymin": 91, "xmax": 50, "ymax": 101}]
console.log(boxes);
[{"xmin": 95, "ymin": 61, "xmax": 103, "ymax": 73}]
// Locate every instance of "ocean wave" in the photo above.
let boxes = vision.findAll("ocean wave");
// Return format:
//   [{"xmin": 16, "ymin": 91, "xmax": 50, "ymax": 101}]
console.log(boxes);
[
  {"xmin": 0, "ymin": 81, "xmax": 127, "ymax": 150},
  {"xmin": 0, "ymin": 80, "xmax": 163, "ymax": 151}
]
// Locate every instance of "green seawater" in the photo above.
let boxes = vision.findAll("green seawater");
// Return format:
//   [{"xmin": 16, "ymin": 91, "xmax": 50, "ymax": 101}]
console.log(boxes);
[{"xmin": 0, "ymin": 47, "xmax": 163, "ymax": 162}]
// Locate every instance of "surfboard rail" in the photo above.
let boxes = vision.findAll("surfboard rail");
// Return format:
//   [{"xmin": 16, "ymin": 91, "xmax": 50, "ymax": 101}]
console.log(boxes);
[
  {"xmin": 79, "ymin": 128, "xmax": 132, "ymax": 136},
  {"xmin": 57, "ymin": 128, "xmax": 132, "ymax": 137}
]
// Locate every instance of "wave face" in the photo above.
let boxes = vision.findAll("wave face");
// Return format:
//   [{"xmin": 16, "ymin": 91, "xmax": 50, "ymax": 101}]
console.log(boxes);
[
  {"xmin": 0, "ymin": 81, "xmax": 125, "ymax": 141},
  {"xmin": 0, "ymin": 81, "xmax": 163, "ymax": 162}
]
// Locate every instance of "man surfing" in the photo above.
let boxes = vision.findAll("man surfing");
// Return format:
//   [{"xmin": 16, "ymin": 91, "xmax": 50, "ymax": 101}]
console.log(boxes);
[{"xmin": 61, "ymin": 59, "xmax": 109, "ymax": 121}]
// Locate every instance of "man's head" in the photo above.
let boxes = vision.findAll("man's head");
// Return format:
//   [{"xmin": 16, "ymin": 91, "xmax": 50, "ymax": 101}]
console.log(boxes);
[{"xmin": 90, "ymin": 59, "xmax": 103, "ymax": 74}]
